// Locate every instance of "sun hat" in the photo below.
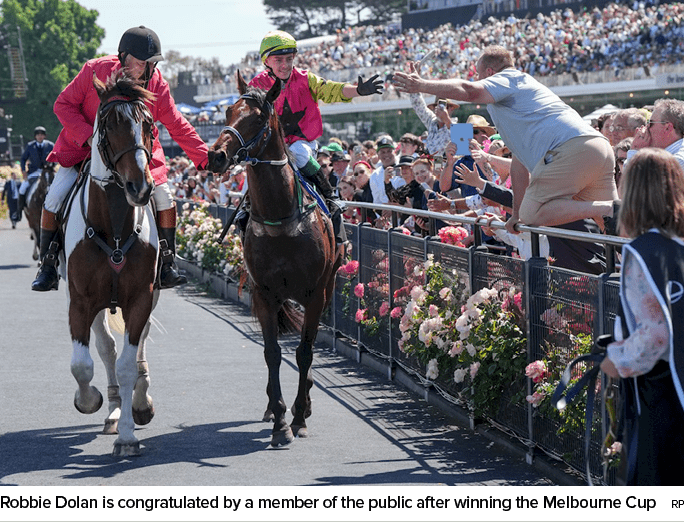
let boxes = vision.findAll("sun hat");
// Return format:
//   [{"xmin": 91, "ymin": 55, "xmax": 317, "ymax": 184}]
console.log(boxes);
[{"xmin": 465, "ymin": 114, "xmax": 496, "ymax": 136}]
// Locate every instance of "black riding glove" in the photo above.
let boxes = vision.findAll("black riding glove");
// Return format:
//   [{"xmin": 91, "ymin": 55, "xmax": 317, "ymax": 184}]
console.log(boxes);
[{"xmin": 356, "ymin": 74, "xmax": 383, "ymax": 96}]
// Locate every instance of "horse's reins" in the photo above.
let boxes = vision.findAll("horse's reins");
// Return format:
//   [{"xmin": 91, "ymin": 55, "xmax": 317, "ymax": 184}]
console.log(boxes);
[{"xmin": 84, "ymin": 96, "xmax": 151, "ymax": 313}]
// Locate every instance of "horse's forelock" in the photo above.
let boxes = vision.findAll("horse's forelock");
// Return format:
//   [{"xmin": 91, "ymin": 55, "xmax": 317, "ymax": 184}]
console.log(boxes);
[{"xmin": 242, "ymin": 86, "xmax": 279, "ymax": 130}]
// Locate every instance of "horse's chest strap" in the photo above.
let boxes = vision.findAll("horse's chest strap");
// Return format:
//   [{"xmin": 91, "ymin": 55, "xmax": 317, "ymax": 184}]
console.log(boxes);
[
  {"xmin": 87, "ymin": 226, "xmax": 141, "ymax": 273},
  {"xmin": 86, "ymin": 208, "xmax": 145, "ymax": 313}
]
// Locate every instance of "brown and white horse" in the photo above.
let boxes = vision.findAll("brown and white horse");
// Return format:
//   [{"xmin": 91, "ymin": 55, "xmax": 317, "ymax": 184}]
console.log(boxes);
[
  {"xmin": 60, "ymin": 74, "xmax": 159, "ymax": 456},
  {"xmin": 207, "ymin": 72, "xmax": 342, "ymax": 447}
]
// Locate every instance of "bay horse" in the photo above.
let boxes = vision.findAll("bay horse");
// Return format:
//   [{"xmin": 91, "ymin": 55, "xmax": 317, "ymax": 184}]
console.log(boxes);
[
  {"xmin": 25, "ymin": 163, "xmax": 56, "ymax": 261},
  {"xmin": 207, "ymin": 71, "xmax": 342, "ymax": 447},
  {"xmin": 60, "ymin": 73, "xmax": 159, "ymax": 456}
]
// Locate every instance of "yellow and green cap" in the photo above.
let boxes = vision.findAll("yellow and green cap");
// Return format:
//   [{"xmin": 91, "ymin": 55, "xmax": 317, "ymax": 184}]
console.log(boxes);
[{"xmin": 259, "ymin": 30, "xmax": 297, "ymax": 63}]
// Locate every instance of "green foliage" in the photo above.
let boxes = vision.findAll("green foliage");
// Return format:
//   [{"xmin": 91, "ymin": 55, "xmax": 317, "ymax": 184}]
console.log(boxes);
[{"xmin": 1, "ymin": 0, "xmax": 104, "ymax": 140}]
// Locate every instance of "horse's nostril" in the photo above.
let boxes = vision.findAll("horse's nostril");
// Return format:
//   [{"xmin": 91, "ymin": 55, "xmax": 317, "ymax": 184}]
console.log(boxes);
[{"xmin": 126, "ymin": 181, "xmax": 139, "ymax": 197}]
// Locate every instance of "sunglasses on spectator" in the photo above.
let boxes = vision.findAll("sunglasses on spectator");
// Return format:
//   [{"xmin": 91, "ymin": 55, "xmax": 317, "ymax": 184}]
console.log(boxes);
[
  {"xmin": 473, "ymin": 129, "xmax": 485, "ymax": 136},
  {"xmin": 319, "ymin": 163, "xmax": 331, "ymax": 168},
  {"xmin": 645, "ymin": 120, "xmax": 669, "ymax": 128},
  {"xmin": 353, "ymin": 170, "xmax": 367, "ymax": 176}
]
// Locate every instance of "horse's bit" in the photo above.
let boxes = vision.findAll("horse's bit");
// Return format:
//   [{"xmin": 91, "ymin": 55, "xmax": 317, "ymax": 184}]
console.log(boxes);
[{"xmin": 221, "ymin": 94, "xmax": 288, "ymax": 168}]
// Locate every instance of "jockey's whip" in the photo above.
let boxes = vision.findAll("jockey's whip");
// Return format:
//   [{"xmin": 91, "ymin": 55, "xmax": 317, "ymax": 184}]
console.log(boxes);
[{"xmin": 217, "ymin": 192, "xmax": 247, "ymax": 244}]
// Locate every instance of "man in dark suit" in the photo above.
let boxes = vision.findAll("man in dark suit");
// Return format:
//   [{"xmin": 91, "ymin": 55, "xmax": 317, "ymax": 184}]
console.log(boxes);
[{"xmin": 2, "ymin": 170, "xmax": 21, "ymax": 228}]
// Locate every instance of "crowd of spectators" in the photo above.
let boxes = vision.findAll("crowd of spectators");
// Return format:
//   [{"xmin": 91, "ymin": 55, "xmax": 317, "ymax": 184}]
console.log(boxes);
[
  {"xmin": 226, "ymin": 1, "xmax": 684, "ymax": 89},
  {"xmin": 171, "ymin": 92, "xmax": 684, "ymax": 276},
  {"xmin": 167, "ymin": 0, "xmax": 684, "ymax": 275}
]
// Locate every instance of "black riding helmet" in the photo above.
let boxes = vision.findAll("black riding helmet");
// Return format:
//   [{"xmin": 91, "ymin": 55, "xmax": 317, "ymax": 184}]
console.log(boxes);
[
  {"xmin": 118, "ymin": 26, "xmax": 163, "ymax": 86},
  {"xmin": 118, "ymin": 26, "xmax": 164, "ymax": 62}
]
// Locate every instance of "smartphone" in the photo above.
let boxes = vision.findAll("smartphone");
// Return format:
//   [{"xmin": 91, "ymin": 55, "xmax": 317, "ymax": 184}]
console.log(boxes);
[
  {"xmin": 437, "ymin": 99, "xmax": 447, "ymax": 109},
  {"xmin": 434, "ymin": 156, "xmax": 444, "ymax": 172}
]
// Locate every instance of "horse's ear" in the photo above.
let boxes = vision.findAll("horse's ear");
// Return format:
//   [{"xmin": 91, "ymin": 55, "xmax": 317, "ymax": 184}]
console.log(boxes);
[
  {"xmin": 265, "ymin": 78, "xmax": 281, "ymax": 105},
  {"xmin": 237, "ymin": 70, "xmax": 247, "ymax": 95},
  {"xmin": 93, "ymin": 73, "xmax": 106, "ymax": 96}
]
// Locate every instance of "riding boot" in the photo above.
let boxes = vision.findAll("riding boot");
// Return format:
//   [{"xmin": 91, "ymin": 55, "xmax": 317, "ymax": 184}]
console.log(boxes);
[
  {"xmin": 157, "ymin": 206, "xmax": 187, "ymax": 289},
  {"xmin": 234, "ymin": 193, "xmax": 250, "ymax": 236},
  {"xmin": 301, "ymin": 159, "xmax": 346, "ymax": 246},
  {"xmin": 301, "ymin": 157, "xmax": 335, "ymax": 200},
  {"xmin": 31, "ymin": 209, "xmax": 60, "ymax": 292},
  {"xmin": 327, "ymin": 198, "xmax": 348, "ymax": 245}
]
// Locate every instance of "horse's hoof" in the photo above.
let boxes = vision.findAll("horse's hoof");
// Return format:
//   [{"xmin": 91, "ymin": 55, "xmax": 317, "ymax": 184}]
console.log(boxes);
[
  {"xmin": 74, "ymin": 387, "xmax": 103, "ymax": 414},
  {"xmin": 262, "ymin": 409, "xmax": 275, "ymax": 422},
  {"xmin": 103, "ymin": 418, "xmax": 119, "ymax": 434},
  {"xmin": 291, "ymin": 425, "xmax": 308, "ymax": 438},
  {"xmin": 112, "ymin": 441, "xmax": 141, "ymax": 457},
  {"xmin": 270, "ymin": 427, "xmax": 294, "ymax": 447},
  {"xmin": 132, "ymin": 404, "xmax": 155, "ymax": 426}
]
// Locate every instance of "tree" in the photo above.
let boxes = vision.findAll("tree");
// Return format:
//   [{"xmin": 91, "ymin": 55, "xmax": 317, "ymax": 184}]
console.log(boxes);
[{"xmin": 0, "ymin": 0, "xmax": 104, "ymax": 145}]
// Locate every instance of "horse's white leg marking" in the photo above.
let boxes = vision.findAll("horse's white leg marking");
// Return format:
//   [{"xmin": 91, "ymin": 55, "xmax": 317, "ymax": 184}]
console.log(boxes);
[
  {"xmin": 113, "ymin": 332, "xmax": 140, "ymax": 455},
  {"xmin": 71, "ymin": 341, "xmax": 103, "ymax": 414},
  {"xmin": 92, "ymin": 311, "xmax": 121, "ymax": 433},
  {"xmin": 131, "ymin": 313, "xmax": 155, "ymax": 426}
]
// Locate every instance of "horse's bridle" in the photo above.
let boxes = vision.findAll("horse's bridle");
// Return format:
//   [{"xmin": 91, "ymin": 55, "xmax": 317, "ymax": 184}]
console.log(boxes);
[
  {"xmin": 97, "ymin": 96, "xmax": 154, "ymax": 187},
  {"xmin": 221, "ymin": 94, "xmax": 288, "ymax": 168}
]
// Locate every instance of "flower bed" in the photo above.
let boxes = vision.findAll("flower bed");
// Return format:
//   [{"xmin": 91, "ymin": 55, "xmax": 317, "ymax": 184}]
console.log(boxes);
[{"xmin": 176, "ymin": 202, "xmax": 245, "ymax": 284}]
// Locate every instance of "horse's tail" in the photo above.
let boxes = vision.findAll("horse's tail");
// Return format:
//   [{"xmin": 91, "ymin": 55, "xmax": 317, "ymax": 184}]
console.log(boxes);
[{"xmin": 277, "ymin": 300, "xmax": 303, "ymax": 335}]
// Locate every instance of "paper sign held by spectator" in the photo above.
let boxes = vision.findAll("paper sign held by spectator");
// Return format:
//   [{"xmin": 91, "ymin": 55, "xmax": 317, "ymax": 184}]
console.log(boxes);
[{"xmin": 451, "ymin": 124, "xmax": 473, "ymax": 156}]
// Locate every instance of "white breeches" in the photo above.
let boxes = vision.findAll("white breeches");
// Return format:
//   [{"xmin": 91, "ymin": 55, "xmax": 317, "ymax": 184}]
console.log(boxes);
[
  {"xmin": 289, "ymin": 140, "xmax": 318, "ymax": 169},
  {"xmin": 44, "ymin": 165, "xmax": 78, "ymax": 213},
  {"xmin": 19, "ymin": 170, "xmax": 41, "ymax": 195}
]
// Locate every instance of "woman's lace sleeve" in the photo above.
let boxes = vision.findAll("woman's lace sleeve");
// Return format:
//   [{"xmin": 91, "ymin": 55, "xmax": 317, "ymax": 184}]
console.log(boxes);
[{"xmin": 606, "ymin": 250, "xmax": 670, "ymax": 377}]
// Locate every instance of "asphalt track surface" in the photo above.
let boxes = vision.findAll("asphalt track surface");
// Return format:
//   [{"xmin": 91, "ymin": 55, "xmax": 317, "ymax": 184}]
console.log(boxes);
[{"xmin": 0, "ymin": 215, "xmax": 555, "ymax": 486}]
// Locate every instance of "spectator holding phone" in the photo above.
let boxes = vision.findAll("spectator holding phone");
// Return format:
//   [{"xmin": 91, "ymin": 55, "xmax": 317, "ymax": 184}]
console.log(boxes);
[{"xmin": 369, "ymin": 136, "xmax": 404, "ymax": 204}]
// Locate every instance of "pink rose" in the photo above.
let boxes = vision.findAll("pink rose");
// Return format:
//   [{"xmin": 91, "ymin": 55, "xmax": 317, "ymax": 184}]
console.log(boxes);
[
  {"xmin": 470, "ymin": 362, "xmax": 481, "ymax": 379},
  {"xmin": 354, "ymin": 283, "xmax": 365, "ymax": 298},
  {"xmin": 526, "ymin": 391, "xmax": 546, "ymax": 407},
  {"xmin": 525, "ymin": 361, "xmax": 547, "ymax": 383},
  {"xmin": 513, "ymin": 292, "xmax": 522, "ymax": 309},
  {"xmin": 338, "ymin": 260, "xmax": 359, "ymax": 277},
  {"xmin": 390, "ymin": 306, "xmax": 403, "ymax": 319},
  {"xmin": 355, "ymin": 309, "xmax": 367, "ymax": 323},
  {"xmin": 379, "ymin": 301, "xmax": 390, "ymax": 317}
]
